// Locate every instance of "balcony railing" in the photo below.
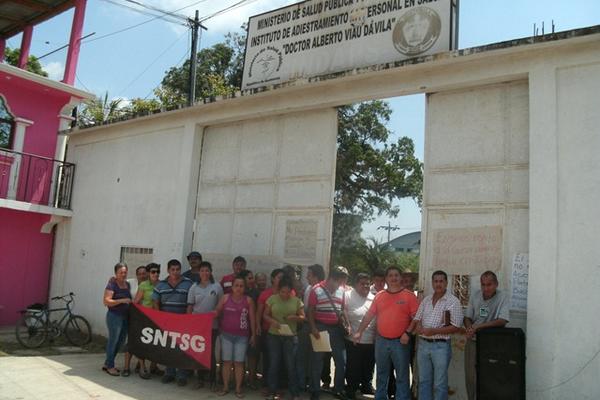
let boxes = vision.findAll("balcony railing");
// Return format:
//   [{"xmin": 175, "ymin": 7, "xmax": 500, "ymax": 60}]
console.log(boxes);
[{"xmin": 0, "ymin": 148, "xmax": 75, "ymax": 210}]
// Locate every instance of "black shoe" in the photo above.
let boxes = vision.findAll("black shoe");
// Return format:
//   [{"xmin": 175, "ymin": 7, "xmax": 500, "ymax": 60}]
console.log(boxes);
[
  {"xmin": 334, "ymin": 391, "xmax": 348, "ymax": 400},
  {"xmin": 310, "ymin": 393, "xmax": 319, "ymax": 400},
  {"xmin": 177, "ymin": 378, "xmax": 188, "ymax": 387},
  {"xmin": 360, "ymin": 386, "xmax": 375, "ymax": 395},
  {"xmin": 161, "ymin": 375, "xmax": 175, "ymax": 384}
]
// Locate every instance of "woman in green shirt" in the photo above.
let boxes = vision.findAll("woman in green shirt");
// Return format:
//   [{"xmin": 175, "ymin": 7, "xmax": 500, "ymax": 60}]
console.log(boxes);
[
  {"xmin": 134, "ymin": 263, "xmax": 160, "ymax": 307},
  {"xmin": 264, "ymin": 276, "xmax": 305, "ymax": 400},
  {"xmin": 132, "ymin": 263, "xmax": 161, "ymax": 378}
]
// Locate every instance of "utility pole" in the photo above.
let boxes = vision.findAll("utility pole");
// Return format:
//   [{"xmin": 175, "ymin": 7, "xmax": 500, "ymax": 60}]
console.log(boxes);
[
  {"xmin": 378, "ymin": 221, "xmax": 401, "ymax": 243},
  {"xmin": 188, "ymin": 10, "xmax": 207, "ymax": 107}
]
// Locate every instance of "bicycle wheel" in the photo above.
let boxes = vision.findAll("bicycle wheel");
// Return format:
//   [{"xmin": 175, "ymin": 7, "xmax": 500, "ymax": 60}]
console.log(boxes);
[
  {"xmin": 15, "ymin": 314, "xmax": 47, "ymax": 348},
  {"xmin": 64, "ymin": 315, "xmax": 92, "ymax": 346}
]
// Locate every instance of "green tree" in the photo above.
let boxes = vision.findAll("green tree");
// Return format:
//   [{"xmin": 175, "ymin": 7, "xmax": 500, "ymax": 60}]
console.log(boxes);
[
  {"xmin": 156, "ymin": 26, "xmax": 246, "ymax": 105},
  {"xmin": 153, "ymin": 29, "xmax": 423, "ymax": 275},
  {"xmin": 393, "ymin": 252, "xmax": 420, "ymax": 273},
  {"xmin": 332, "ymin": 101, "xmax": 423, "ymax": 271},
  {"xmin": 335, "ymin": 101, "xmax": 422, "ymax": 218},
  {"xmin": 334, "ymin": 237, "xmax": 419, "ymax": 277},
  {"xmin": 129, "ymin": 98, "xmax": 161, "ymax": 114},
  {"xmin": 78, "ymin": 92, "xmax": 124, "ymax": 126},
  {"xmin": 5, "ymin": 47, "xmax": 48, "ymax": 77}
]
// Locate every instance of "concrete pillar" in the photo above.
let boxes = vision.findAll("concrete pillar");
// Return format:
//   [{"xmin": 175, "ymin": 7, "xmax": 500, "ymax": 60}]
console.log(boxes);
[
  {"xmin": 62, "ymin": 0, "xmax": 87, "ymax": 85},
  {"xmin": 526, "ymin": 64, "xmax": 559, "ymax": 399},
  {"xmin": 0, "ymin": 39, "xmax": 5, "ymax": 62},
  {"xmin": 17, "ymin": 26, "xmax": 33, "ymax": 69},
  {"xmin": 48, "ymin": 104, "xmax": 77, "ymax": 207},
  {"xmin": 176, "ymin": 119, "xmax": 204, "ymax": 259},
  {"xmin": 7, "ymin": 117, "xmax": 34, "ymax": 199}
]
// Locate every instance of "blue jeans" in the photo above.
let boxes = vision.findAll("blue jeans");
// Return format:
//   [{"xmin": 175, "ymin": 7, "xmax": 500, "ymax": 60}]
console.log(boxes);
[
  {"xmin": 374, "ymin": 335, "xmax": 410, "ymax": 400},
  {"xmin": 295, "ymin": 322, "xmax": 311, "ymax": 391},
  {"xmin": 310, "ymin": 323, "xmax": 346, "ymax": 395},
  {"xmin": 165, "ymin": 367, "xmax": 190, "ymax": 380},
  {"xmin": 104, "ymin": 311, "xmax": 128, "ymax": 369},
  {"xmin": 417, "ymin": 339, "xmax": 452, "ymax": 400},
  {"xmin": 268, "ymin": 333, "xmax": 299, "ymax": 396}
]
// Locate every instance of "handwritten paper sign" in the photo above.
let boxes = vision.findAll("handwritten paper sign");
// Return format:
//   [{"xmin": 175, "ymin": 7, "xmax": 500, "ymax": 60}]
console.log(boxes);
[
  {"xmin": 510, "ymin": 253, "xmax": 529, "ymax": 312},
  {"xmin": 432, "ymin": 226, "xmax": 503, "ymax": 274},
  {"xmin": 284, "ymin": 219, "xmax": 318, "ymax": 260}
]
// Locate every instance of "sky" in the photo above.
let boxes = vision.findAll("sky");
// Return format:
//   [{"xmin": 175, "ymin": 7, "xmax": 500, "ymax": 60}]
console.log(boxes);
[{"xmin": 6, "ymin": 0, "xmax": 599, "ymax": 242}]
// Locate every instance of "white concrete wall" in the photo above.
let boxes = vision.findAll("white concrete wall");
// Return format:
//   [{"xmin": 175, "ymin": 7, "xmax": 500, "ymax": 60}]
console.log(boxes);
[
  {"xmin": 50, "ymin": 110, "xmax": 338, "ymax": 333},
  {"xmin": 526, "ymin": 59, "xmax": 600, "ymax": 400},
  {"xmin": 422, "ymin": 81, "xmax": 530, "ymax": 399},
  {"xmin": 50, "ymin": 118, "xmax": 203, "ymax": 331},
  {"xmin": 194, "ymin": 109, "xmax": 338, "ymax": 278},
  {"xmin": 49, "ymin": 30, "xmax": 600, "ymax": 398}
]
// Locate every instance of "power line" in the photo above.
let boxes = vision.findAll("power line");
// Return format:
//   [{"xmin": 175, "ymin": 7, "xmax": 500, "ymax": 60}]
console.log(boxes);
[
  {"xmin": 199, "ymin": 0, "xmax": 259, "ymax": 22},
  {"xmin": 83, "ymin": 16, "xmax": 161, "ymax": 43},
  {"xmin": 37, "ymin": 32, "xmax": 96, "ymax": 60},
  {"xmin": 119, "ymin": 0, "xmax": 189, "ymax": 23},
  {"xmin": 141, "ymin": 46, "xmax": 189, "ymax": 101},
  {"xmin": 86, "ymin": 0, "xmax": 209, "ymax": 44},
  {"xmin": 142, "ymin": 26, "xmax": 191, "ymax": 101},
  {"xmin": 117, "ymin": 29, "xmax": 188, "ymax": 97},
  {"xmin": 100, "ymin": 0, "xmax": 186, "ymax": 26},
  {"xmin": 76, "ymin": 73, "xmax": 92, "ymax": 92}
]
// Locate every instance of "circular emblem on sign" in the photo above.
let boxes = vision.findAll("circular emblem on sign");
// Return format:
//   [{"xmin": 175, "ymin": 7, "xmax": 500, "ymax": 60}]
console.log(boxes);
[
  {"xmin": 249, "ymin": 47, "xmax": 283, "ymax": 80},
  {"xmin": 349, "ymin": 6, "xmax": 367, "ymax": 27},
  {"xmin": 392, "ymin": 7, "xmax": 441, "ymax": 56}
]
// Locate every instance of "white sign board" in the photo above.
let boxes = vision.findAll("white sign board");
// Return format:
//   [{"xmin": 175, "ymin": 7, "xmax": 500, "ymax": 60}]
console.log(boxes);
[
  {"xmin": 284, "ymin": 219, "xmax": 318, "ymax": 260},
  {"xmin": 510, "ymin": 253, "xmax": 529, "ymax": 312},
  {"xmin": 242, "ymin": 0, "xmax": 455, "ymax": 90},
  {"xmin": 431, "ymin": 226, "xmax": 503, "ymax": 275}
]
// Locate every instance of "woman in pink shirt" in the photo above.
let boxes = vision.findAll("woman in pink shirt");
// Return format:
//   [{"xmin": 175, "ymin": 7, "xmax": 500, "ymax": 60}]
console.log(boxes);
[{"xmin": 215, "ymin": 276, "xmax": 257, "ymax": 398}]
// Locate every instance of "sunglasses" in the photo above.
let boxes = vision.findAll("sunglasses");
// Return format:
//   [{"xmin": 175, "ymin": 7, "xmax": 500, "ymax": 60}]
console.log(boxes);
[{"xmin": 150, "ymin": 270, "xmax": 159, "ymax": 274}]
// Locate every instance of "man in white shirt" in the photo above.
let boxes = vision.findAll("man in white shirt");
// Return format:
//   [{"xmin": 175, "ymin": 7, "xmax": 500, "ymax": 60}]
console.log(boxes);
[{"xmin": 411, "ymin": 270, "xmax": 463, "ymax": 400}]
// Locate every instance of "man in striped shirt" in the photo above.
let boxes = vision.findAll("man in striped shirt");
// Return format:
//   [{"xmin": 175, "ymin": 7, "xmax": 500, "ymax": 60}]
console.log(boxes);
[
  {"xmin": 307, "ymin": 265, "xmax": 349, "ymax": 400},
  {"xmin": 152, "ymin": 259, "xmax": 194, "ymax": 385},
  {"xmin": 411, "ymin": 270, "xmax": 463, "ymax": 400}
]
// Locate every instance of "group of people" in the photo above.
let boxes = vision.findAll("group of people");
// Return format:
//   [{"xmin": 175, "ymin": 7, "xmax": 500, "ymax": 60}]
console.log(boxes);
[{"xmin": 102, "ymin": 251, "xmax": 509, "ymax": 400}]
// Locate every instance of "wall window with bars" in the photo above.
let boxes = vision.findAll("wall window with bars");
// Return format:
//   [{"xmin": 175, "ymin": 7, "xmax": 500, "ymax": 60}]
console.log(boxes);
[
  {"xmin": 453, "ymin": 274, "xmax": 470, "ymax": 307},
  {"xmin": 0, "ymin": 96, "xmax": 15, "ymax": 149},
  {"xmin": 120, "ymin": 246, "xmax": 154, "ymax": 270}
]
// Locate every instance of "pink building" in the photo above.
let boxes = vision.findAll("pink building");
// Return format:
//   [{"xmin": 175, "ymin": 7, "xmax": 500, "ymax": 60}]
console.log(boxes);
[{"xmin": 0, "ymin": 0, "xmax": 92, "ymax": 325}]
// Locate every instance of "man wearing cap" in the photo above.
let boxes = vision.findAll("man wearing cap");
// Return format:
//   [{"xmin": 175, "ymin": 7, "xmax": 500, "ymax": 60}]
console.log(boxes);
[
  {"xmin": 220, "ymin": 256, "xmax": 247, "ymax": 295},
  {"xmin": 463, "ymin": 271, "xmax": 509, "ymax": 400},
  {"xmin": 307, "ymin": 265, "xmax": 349, "ymax": 400},
  {"xmin": 182, "ymin": 251, "xmax": 202, "ymax": 283},
  {"xmin": 411, "ymin": 270, "xmax": 463, "ymax": 400}
]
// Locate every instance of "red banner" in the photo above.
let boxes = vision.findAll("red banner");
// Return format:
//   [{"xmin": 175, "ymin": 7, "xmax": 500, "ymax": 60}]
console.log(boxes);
[{"xmin": 128, "ymin": 304, "xmax": 214, "ymax": 369}]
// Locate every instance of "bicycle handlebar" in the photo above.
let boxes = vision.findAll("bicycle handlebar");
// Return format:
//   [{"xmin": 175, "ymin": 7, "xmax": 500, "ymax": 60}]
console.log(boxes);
[{"xmin": 51, "ymin": 292, "xmax": 75, "ymax": 301}]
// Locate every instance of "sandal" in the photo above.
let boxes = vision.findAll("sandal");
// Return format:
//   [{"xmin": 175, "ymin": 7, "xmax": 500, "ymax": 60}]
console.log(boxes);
[
  {"xmin": 139, "ymin": 369, "xmax": 151, "ymax": 380},
  {"xmin": 121, "ymin": 369, "xmax": 131, "ymax": 377},
  {"xmin": 217, "ymin": 389, "xmax": 229, "ymax": 396},
  {"xmin": 235, "ymin": 391, "xmax": 245, "ymax": 399},
  {"xmin": 105, "ymin": 367, "xmax": 120, "ymax": 376}
]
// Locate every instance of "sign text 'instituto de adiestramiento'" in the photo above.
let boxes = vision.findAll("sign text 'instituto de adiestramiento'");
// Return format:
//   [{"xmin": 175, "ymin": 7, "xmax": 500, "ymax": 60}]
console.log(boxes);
[{"xmin": 242, "ymin": 0, "xmax": 457, "ymax": 89}]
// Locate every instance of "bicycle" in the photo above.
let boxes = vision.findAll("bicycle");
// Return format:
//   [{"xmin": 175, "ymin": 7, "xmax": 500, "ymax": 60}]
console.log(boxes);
[{"xmin": 15, "ymin": 292, "xmax": 92, "ymax": 348}]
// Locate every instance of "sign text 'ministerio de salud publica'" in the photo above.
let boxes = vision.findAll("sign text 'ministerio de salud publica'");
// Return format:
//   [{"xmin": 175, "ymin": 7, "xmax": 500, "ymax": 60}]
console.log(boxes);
[{"xmin": 242, "ymin": 0, "xmax": 456, "ymax": 90}]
